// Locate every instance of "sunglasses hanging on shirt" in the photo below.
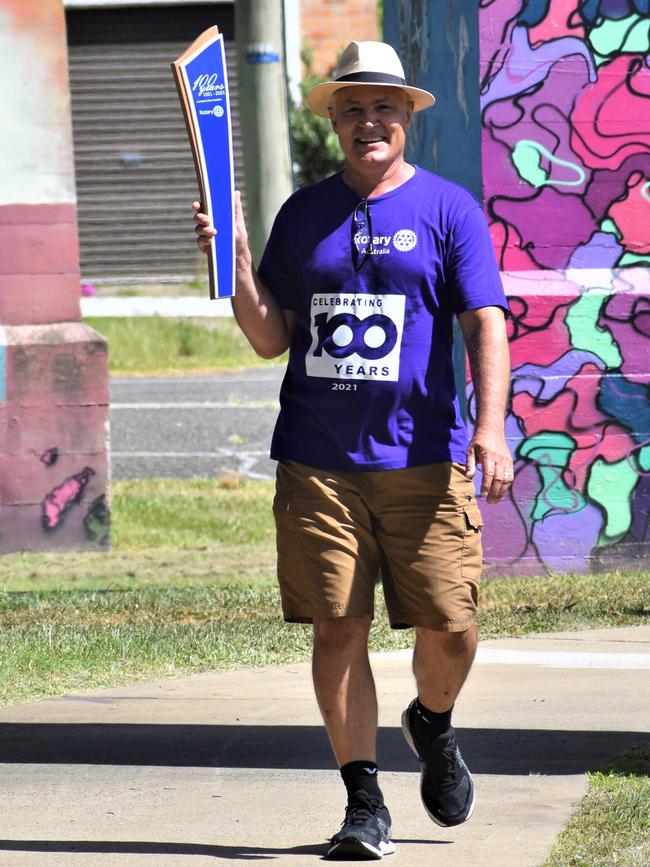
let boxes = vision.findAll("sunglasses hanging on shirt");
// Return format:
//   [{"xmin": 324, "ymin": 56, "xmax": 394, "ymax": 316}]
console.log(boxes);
[{"xmin": 352, "ymin": 199, "xmax": 374, "ymax": 271}]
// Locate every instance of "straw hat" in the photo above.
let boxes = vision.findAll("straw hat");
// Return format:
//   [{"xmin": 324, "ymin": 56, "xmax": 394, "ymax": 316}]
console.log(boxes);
[{"xmin": 306, "ymin": 41, "xmax": 435, "ymax": 118}]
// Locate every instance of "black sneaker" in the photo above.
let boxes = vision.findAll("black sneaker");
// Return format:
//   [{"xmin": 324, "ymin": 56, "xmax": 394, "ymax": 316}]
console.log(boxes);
[
  {"xmin": 401, "ymin": 698, "xmax": 475, "ymax": 827},
  {"xmin": 327, "ymin": 802, "xmax": 395, "ymax": 860}
]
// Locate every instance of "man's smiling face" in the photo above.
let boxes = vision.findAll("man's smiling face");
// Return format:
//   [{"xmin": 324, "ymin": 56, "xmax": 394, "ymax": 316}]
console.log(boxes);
[{"xmin": 328, "ymin": 85, "xmax": 413, "ymax": 174}]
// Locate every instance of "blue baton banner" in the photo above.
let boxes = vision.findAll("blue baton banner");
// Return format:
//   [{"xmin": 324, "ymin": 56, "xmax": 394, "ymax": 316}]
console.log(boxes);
[{"xmin": 172, "ymin": 28, "xmax": 235, "ymax": 299}]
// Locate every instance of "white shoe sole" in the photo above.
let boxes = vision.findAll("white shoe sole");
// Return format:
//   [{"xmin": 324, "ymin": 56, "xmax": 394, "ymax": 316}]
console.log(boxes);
[{"xmin": 327, "ymin": 837, "xmax": 396, "ymax": 860}]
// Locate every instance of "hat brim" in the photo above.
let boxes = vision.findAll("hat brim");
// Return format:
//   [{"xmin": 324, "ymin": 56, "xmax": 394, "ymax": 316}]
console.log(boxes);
[{"xmin": 306, "ymin": 80, "xmax": 435, "ymax": 118}]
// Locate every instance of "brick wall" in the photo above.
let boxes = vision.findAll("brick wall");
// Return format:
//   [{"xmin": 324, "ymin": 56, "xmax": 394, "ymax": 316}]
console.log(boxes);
[{"xmin": 300, "ymin": 0, "xmax": 379, "ymax": 76}]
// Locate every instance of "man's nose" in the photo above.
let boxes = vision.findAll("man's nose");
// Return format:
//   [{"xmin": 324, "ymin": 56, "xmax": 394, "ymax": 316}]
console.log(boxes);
[{"xmin": 358, "ymin": 110, "xmax": 378, "ymax": 125}]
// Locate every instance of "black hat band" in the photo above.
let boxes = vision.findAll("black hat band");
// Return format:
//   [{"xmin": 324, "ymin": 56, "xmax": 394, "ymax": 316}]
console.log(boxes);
[{"xmin": 335, "ymin": 71, "xmax": 407, "ymax": 86}]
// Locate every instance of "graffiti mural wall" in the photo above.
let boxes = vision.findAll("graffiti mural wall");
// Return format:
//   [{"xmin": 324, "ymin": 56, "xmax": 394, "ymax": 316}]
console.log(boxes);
[{"xmin": 477, "ymin": 0, "xmax": 650, "ymax": 573}]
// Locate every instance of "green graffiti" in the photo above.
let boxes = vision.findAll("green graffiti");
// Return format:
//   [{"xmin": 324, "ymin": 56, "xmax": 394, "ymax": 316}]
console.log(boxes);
[
  {"xmin": 599, "ymin": 217, "xmax": 622, "ymax": 240},
  {"xmin": 589, "ymin": 15, "xmax": 650, "ymax": 65},
  {"xmin": 642, "ymin": 182, "xmax": 650, "ymax": 204},
  {"xmin": 519, "ymin": 432, "xmax": 585, "ymax": 520},
  {"xmin": 619, "ymin": 251, "xmax": 650, "ymax": 267},
  {"xmin": 512, "ymin": 140, "xmax": 585, "ymax": 189},
  {"xmin": 565, "ymin": 289, "xmax": 622, "ymax": 369},
  {"xmin": 587, "ymin": 457, "xmax": 639, "ymax": 545},
  {"xmin": 639, "ymin": 445, "xmax": 650, "ymax": 473}
]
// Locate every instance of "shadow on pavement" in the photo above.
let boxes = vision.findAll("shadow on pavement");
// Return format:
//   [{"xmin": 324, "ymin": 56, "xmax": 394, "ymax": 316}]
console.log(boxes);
[
  {"xmin": 0, "ymin": 839, "xmax": 326, "ymax": 860},
  {"xmin": 0, "ymin": 837, "xmax": 452, "ymax": 860},
  {"xmin": 0, "ymin": 723, "xmax": 648, "ymax": 774}
]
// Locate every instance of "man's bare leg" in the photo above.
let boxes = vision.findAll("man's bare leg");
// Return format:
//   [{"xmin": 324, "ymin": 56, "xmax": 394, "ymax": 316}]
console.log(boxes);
[
  {"xmin": 412, "ymin": 625, "xmax": 478, "ymax": 711},
  {"xmin": 313, "ymin": 614, "xmax": 394, "ymax": 858},
  {"xmin": 312, "ymin": 614, "xmax": 377, "ymax": 765},
  {"xmin": 403, "ymin": 624, "xmax": 478, "ymax": 828}
]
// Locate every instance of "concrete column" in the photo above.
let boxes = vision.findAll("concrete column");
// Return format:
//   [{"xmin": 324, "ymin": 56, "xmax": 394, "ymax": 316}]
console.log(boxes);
[
  {"xmin": 0, "ymin": 0, "xmax": 110, "ymax": 553},
  {"xmin": 384, "ymin": 0, "xmax": 650, "ymax": 576}
]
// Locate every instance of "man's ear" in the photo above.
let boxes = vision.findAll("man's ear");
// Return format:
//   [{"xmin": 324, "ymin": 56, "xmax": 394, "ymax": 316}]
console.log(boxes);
[
  {"xmin": 404, "ymin": 99, "xmax": 414, "ymax": 130},
  {"xmin": 328, "ymin": 106, "xmax": 337, "ymax": 132}
]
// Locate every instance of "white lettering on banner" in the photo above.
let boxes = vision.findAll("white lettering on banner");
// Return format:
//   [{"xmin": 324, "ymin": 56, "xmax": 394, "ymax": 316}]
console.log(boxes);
[
  {"xmin": 199, "ymin": 106, "xmax": 225, "ymax": 117},
  {"xmin": 306, "ymin": 293, "xmax": 405, "ymax": 382},
  {"xmin": 192, "ymin": 73, "xmax": 221, "ymax": 96}
]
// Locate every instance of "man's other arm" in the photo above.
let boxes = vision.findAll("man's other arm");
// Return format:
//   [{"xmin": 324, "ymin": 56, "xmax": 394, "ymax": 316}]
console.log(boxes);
[{"xmin": 458, "ymin": 306, "xmax": 513, "ymax": 503}]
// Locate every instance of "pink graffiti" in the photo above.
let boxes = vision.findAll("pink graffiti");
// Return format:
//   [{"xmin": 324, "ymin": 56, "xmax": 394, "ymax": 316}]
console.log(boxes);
[
  {"xmin": 42, "ymin": 467, "xmax": 95, "ymax": 530},
  {"xmin": 507, "ymin": 295, "xmax": 573, "ymax": 368},
  {"xmin": 607, "ymin": 172, "xmax": 650, "ymax": 255},
  {"xmin": 528, "ymin": 0, "xmax": 584, "ymax": 44},
  {"xmin": 489, "ymin": 222, "xmax": 538, "ymax": 270},
  {"xmin": 570, "ymin": 55, "xmax": 650, "ymax": 171}
]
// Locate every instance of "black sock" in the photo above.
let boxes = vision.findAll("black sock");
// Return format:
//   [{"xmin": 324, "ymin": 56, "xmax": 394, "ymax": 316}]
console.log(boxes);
[
  {"xmin": 412, "ymin": 698, "xmax": 453, "ymax": 740},
  {"xmin": 340, "ymin": 760, "xmax": 384, "ymax": 808}
]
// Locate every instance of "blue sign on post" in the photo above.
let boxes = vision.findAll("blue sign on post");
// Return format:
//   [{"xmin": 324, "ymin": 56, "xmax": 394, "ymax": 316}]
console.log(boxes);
[{"xmin": 171, "ymin": 27, "xmax": 235, "ymax": 299}]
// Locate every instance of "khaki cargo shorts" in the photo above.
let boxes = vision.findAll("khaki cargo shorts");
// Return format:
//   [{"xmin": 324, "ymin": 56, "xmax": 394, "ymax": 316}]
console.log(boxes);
[{"xmin": 273, "ymin": 460, "xmax": 483, "ymax": 632}]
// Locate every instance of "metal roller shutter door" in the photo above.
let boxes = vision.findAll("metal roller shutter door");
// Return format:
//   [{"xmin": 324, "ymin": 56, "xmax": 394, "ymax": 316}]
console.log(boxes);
[{"xmin": 66, "ymin": 4, "xmax": 243, "ymax": 282}]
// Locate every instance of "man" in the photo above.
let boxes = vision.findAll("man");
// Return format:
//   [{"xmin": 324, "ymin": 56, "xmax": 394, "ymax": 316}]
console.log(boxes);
[{"xmin": 195, "ymin": 40, "xmax": 512, "ymax": 861}]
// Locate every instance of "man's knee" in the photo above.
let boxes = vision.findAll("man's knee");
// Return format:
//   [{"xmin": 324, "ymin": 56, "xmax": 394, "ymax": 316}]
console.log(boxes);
[
  {"xmin": 415, "ymin": 624, "xmax": 477, "ymax": 658},
  {"xmin": 313, "ymin": 614, "xmax": 372, "ymax": 653}
]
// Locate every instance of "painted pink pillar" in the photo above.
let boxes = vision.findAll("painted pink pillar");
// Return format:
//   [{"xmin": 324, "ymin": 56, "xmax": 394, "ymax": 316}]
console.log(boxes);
[{"xmin": 0, "ymin": 0, "xmax": 110, "ymax": 552}]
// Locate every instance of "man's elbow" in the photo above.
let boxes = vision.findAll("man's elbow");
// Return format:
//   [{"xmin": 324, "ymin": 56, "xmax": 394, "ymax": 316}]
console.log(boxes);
[{"xmin": 250, "ymin": 338, "xmax": 289, "ymax": 360}]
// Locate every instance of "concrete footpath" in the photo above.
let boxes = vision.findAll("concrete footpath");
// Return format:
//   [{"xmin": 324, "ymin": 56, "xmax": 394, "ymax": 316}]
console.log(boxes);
[{"xmin": 0, "ymin": 625, "xmax": 648, "ymax": 867}]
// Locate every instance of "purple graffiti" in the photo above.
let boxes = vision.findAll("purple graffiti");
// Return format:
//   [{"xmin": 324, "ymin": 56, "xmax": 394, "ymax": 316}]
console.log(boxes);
[
  {"xmin": 39, "ymin": 447, "xmax": 59, "ymax": 467},
  {"xmin": 480, "ymin": 25, "xmax": 596, "ymax": 110}
]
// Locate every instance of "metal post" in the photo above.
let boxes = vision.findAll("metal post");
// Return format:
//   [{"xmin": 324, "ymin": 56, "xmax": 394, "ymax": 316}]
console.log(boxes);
[{"xmin": 235, "ymin": 0, "xmax": 293, "ymax": 263}]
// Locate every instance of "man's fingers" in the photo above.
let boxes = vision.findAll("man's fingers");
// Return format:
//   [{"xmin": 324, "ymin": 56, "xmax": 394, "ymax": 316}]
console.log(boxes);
[
  {"xmin": 486, "ymin": 465, "xmax": 514, "ymax": 503},
  {"xmin": 465, "ymin": 447, "xmax": 477, "ymax": 479},
  {"xmin": 480, "ymin": 460, "xmax": 494, "ymax": 498},
  {"xmin": 194, "ymin": 222, "xmax": 216, "ymax": 237}
]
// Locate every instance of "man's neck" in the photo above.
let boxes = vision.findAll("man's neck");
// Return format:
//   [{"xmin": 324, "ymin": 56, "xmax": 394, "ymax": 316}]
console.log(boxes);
[{"xmin": 342, "ymin": 160, "xmax": 415, "ymax": 199}]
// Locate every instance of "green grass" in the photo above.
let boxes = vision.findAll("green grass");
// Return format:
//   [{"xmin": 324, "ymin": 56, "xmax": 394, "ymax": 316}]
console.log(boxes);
[
  {"xmin": 544, "ymin": 745, "xmax": 650, "ymax": 867},
  {"xmin": 86, "ymin": 316, "xmax": 285, "ymax": 375},
  {"xmin": 0, "ymin": 478, "xmax": 648, "ymax": 704}
]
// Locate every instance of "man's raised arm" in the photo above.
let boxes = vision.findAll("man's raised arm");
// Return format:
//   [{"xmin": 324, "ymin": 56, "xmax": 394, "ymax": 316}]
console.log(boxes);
[{"xmin": 193, "ymin": 191, "xmax": 295, "ymax": 359}]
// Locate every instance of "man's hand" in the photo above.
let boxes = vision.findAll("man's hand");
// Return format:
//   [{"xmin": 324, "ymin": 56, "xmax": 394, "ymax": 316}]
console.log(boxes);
[
  {"xmin": 465, "ymin": 427, "xmax": 513, "ymax": 503},
  {"xmin": 192, "ymin": 191, "xmax": 248, "ymax": 258},
  {"xmin": 192, "ymin": 200, "xmax": 216, "ymax": 253}
]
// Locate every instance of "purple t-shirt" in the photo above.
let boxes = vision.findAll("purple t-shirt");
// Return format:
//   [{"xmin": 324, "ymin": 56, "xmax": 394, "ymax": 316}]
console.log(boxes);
[{"xmin": 258, "ymin": 165, "xmax": 507, "ymax": 472}]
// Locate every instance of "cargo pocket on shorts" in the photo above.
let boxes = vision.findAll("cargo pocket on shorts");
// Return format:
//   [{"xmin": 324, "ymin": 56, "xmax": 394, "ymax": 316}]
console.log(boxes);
[
  {"xmin": 463, "ymin": 503, "xmax": 483, "ymax": 533},
  {"xmin": 461, "ymin": 502, "xmax": 483, "ymax": 584}
]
